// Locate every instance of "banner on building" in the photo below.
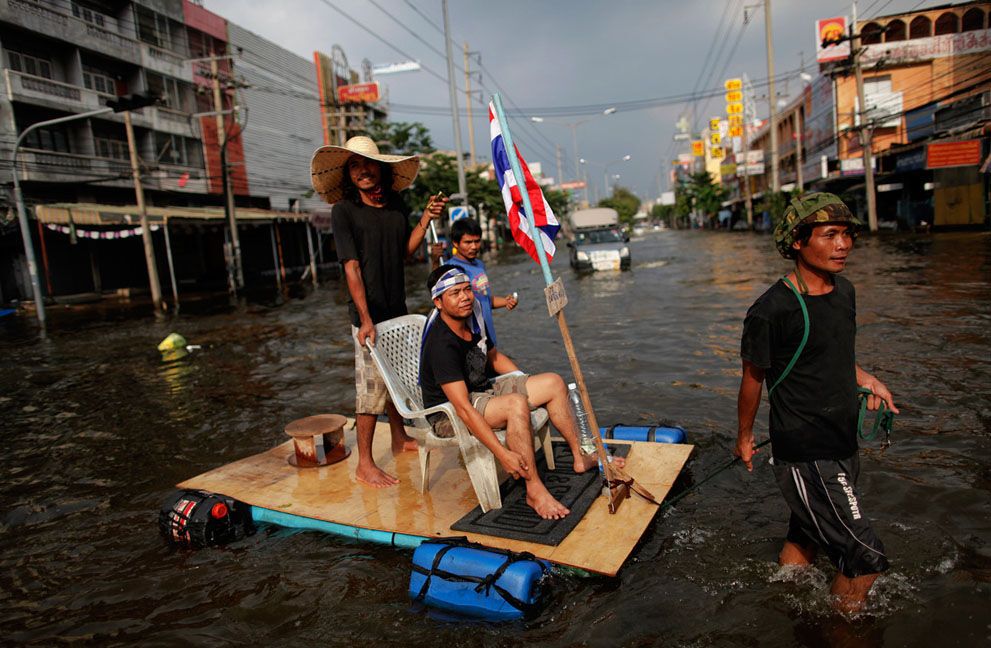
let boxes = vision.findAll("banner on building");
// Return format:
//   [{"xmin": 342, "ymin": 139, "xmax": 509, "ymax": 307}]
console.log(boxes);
[
  {"xmin": 862, "ymin": 28, "xmax": 991, "ymax": 66},
  {"xmin": 815, "ymin": 16, "xmax": 849, "ymax": 63},
  {"xmin": 337, "ymin": 81, "xmax": 380, "ymax": 104},
  {"xmin": 559, "ymin": 180, "xmax": 587, "ymax": 190},
  {"xmin": 691, "ymin": 140, "xmax": 705, "ymax": 157},
  {"xmin": 926, "ymin": 140, "xmax": 982, "ymax": 169}
]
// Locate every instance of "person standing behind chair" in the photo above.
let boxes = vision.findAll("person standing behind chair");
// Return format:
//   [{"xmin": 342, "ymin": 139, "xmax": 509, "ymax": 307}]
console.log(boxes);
[
  {"xmin": 311, "ymin": 135, "xmax": 448, "ymax": 488},
  {"xmin": 446, "ymin": 218, "xmax": 517, "ymax": 349}
]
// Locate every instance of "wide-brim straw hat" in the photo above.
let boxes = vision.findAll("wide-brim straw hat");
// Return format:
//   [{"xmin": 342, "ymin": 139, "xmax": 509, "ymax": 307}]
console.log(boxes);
[{"xmin": 310, "ymin": 136, "xmax": 420, "ymax": 204}]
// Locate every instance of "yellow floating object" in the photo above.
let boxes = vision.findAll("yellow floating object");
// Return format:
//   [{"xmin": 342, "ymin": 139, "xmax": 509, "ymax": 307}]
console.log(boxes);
[{"xmin": 158, "ymin": 333, "xmax": 188, "ymax": 352}]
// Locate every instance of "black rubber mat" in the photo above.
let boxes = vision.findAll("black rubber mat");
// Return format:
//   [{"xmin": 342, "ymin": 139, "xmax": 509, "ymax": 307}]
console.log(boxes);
[{"xmin": 450, "ymin": 443, "xmax": 630, "ymax": 546}]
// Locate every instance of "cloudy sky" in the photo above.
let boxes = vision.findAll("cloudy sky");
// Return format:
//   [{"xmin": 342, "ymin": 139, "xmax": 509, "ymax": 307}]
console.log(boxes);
[{"xmin": 204, "ymin": 0, "xmax": 949, "ymax": 201}]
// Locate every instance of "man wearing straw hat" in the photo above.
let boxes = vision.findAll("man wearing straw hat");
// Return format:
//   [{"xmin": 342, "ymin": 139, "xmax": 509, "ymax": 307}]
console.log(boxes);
[{"xmin": 312, "ymin": 135, "xmax": 448, "ymax": 488}]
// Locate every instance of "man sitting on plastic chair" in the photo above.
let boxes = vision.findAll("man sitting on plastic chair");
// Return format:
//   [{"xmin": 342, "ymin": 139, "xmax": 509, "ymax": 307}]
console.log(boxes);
[{"xmin": 419, "ymin": 265, "xmax": 625, "ymax": 520}]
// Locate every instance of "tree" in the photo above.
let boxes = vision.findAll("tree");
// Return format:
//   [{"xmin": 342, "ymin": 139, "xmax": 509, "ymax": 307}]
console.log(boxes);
[
  {"xmin": 650, "ymin": 202, "xmax": 675, "ymax": 227},
  {"xmin": 673, "ymin": 171, "xmax": 728, "ymax": 226},
  {"xmin": 365, "ymin": 119, "xmax": 434, "ymax": 155},
  {"xmin": 598, "ymin": 186, "xmax": 641, "ymax": 226}
]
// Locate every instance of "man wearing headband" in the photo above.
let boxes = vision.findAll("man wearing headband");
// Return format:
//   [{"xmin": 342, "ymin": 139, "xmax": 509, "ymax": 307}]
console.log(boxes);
[
  {"xmin": 735, "ymin": 193, "xmax": 900, "ymax": 613},
  {"xmin": 419, "ymin": 264, "xmax": 624, "ymax": 520},
  {"xmin": 311, "ymin": 136, "xmax": 448, "ymax": 488}
]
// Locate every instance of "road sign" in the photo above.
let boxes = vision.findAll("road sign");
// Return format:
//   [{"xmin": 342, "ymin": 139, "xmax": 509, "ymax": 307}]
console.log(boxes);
[
  {"xmin": 729, "ymin": 125, "xmax": 743, "ymax": 137},
  {"xmin": 711, "ymin": 146, "xmax": 724, "ymax": 160},
  {"xmin": 728, "ymin": 114, "xmax": 744, "ymax": 127},
  {"xmin": 726, "ymin": 102, "xmax": 744, "ymax": 115},
  {"xmin": 710, "ymin": 132, "xmax": 722, "ymax": 145},
  {"xmin": 724, "ymin": 90, "xmax": 743, "ymax": 103},
  {"xmin": 692, "ymin": 140, "xmax": 705, "ymax": 156},
  {"xmin": 448, "ymin": 205, "xmax": 468, "ymax": 224},
  {"xmin": 724, "ymin": 78, "xmax": 742, "ymax": 91}
]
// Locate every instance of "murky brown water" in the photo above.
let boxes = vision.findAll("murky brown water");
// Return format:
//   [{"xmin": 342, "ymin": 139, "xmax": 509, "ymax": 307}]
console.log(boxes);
[{"xmin": 2, "ymin": 230, "xmax": 989, "ymax": 646}]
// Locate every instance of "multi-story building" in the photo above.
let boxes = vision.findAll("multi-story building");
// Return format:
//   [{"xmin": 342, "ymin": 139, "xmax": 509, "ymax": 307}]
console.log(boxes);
[
  {"xmin": 0, "ymin": 0, "xmax": 385, "ymax": 304},
  {"xmin": 727, "ymin": 1, "xmax": 989, "ymax": 229}
]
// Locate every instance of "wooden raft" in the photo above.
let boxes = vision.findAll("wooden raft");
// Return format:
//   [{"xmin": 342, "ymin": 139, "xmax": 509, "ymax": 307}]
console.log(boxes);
[{"xmin": 179, "ymin": 420, "xmax": 693, "ymax": 576}]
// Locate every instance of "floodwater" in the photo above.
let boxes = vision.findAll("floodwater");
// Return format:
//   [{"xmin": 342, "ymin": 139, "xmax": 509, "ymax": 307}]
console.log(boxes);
[{"xmin": 1, "ymin": 230, "xmax": 989, "ymax": 646}]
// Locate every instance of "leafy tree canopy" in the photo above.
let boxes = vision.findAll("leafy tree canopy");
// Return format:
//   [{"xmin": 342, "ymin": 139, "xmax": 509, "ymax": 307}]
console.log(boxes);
[
  {"xmin": 598, "ymin": 186, "xmax": 641, "ymax": 225},
  {"xmin": 366, "ymin": 120, "xmax": 434, "ymax": 156}
]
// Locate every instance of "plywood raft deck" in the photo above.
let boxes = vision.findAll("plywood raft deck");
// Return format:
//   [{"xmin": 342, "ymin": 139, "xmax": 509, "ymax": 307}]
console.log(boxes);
[{"xmin": 179, "ymin": 420, "xmax": 693, "ymax": 576}]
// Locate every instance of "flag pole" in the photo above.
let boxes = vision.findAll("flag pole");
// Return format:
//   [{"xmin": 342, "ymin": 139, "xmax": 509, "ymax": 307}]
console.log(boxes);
[{"xmin": 491, "ymin": 93, "xmax": 635, "ymax": 513}]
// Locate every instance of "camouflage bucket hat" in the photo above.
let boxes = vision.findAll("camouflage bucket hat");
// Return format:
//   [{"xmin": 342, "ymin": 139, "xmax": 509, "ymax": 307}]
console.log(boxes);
[{"xmin": 773, "ymin": 192, "xmax": 862, "ymax": 259}]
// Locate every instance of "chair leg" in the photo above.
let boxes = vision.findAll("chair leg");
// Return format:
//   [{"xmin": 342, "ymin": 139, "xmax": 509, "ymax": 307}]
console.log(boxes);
[
  {"xmin": 418, "ymin": 445, "xmax": 430, "ymax": 493},
  {"xmin": 539, "ymin": 423, "xmax": 555, "ymax": 470},
  {"xmin": 461, "ymin": 440, "xmax": 502, "ymax": 512}
]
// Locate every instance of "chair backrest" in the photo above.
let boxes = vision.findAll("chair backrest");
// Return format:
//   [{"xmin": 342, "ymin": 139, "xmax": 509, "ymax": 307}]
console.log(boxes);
[{"xmin": 367, "ymin": 314, "xmax": 427, "ymax": 419}]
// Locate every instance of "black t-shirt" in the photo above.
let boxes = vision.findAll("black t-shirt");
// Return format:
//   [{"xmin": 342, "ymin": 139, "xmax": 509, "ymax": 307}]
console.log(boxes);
[
  {"xmin": 331, "ymin": 196, "xmax": 411, "ymax": 326},
  {"xmin": 741, "ymin": 275, "xmax": 859, "ymax": 462},
  {"xmin": 420, "ymin": 317, "xmax": 493, "ymax": 409}
]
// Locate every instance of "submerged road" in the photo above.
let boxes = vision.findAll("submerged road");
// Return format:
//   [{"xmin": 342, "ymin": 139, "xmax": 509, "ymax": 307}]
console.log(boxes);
[{"xmin": 1, "ymin": 229, "xmax": 989, "ymax": 645}]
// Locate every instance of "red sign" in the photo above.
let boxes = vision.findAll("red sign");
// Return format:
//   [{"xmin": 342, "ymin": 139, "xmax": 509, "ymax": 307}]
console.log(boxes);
[
  {"xmin": 337, "ymin": 82, "xmax": 380, "ymax": 104},
  {"xmin": 559, "ymin": 180, "xmax": 587, "ymax": 190},
  {"xmin": 816, "ymin": 16, "xmax": 849, "ymax": 63},
  {"xmin": 926, "ymin": 140, "xmax": 982, "ymax": 169}
]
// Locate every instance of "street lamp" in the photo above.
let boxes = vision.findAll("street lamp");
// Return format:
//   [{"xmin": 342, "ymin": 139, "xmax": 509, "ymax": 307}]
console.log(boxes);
[
  {"xmin": 529, "ymin": 107, "xmax": 617, "ymax": 205},
  {"xmin": 603, "ymin": 155, "xmax": 632, "ymax": 198}
]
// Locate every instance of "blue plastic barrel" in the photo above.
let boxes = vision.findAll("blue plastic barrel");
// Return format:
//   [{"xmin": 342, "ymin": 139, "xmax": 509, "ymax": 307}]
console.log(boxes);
[
  {"xmin": 600, "ymin": 424, "xmax": 686, "ymax": 444},
  {"xmin": 409, "ymin": 541, "xmax": 548, "ymax": 621}
]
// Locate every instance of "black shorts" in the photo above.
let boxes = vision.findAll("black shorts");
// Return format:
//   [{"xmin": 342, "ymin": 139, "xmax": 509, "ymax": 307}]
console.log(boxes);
[{"xmin": 771, "ymin": 454, "xmax": 889, "ymax": 578}]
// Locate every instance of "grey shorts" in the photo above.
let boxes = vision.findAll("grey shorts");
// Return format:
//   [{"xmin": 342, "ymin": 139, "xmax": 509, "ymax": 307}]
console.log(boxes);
[
  {"xmin": 351, "ymin": 325, "xmax": 389, "ymax": 415},
  {"xmin": 772, "ymin": 453, "xmax": 889, "ymax": 578},
  {"xmin": 428, "ymin": 373, "xmax": 529, "ymax": 438}
]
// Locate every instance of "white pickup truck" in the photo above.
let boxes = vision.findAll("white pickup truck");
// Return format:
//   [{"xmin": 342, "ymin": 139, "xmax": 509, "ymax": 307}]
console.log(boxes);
[{"xmin": 567, "ymin": 208, "xmax": 630, "ymax": 271}]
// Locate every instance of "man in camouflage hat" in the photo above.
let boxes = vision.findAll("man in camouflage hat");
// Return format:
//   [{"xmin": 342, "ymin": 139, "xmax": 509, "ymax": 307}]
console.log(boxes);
[{"xmin": 735, "ymin": 192, "xmax": 900, "ymax": 613}]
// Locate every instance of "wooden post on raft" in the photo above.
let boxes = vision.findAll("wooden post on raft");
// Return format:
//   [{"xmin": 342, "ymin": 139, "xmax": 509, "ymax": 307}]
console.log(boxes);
[{"xmin": 492, "ymin": 93, "xmax": 637, "ymax": 514}]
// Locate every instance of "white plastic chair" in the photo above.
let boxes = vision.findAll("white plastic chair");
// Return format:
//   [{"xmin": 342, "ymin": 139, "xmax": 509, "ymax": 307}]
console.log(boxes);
[{"xmin": 365, "ymin": 314, "xmax": 554, "ymax": 512}]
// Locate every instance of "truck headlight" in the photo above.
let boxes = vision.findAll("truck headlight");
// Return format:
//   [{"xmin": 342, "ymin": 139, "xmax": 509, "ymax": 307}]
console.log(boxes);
[
  {"xmin": 577, "ymin": 251, "xmax": 589, "ymax": 261},
  {"xmin": 620, "ymin": 246, "xmax": 630, "ymax": 257}
]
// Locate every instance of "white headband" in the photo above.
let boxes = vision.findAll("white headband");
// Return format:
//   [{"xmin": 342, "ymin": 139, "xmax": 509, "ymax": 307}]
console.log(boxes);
[{"xmin": 431, "ymin": 268, "xmax": 470, "ymax": 299}]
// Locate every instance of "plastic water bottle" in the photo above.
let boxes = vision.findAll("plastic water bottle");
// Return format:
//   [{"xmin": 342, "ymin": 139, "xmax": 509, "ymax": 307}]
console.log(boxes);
[{"xmin": 568, "ymin": 383, "xmax": 595, "ymax": 455}]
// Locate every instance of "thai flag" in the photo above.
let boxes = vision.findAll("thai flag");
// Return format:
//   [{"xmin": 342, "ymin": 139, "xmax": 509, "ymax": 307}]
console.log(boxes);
[{"xmin": 489, "ymin": 102, "xmax": 559, "ymax": 264}]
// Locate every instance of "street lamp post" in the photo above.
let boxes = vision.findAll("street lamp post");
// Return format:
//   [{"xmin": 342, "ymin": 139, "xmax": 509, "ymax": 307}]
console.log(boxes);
[
  {"xmin": 530, "ymin": 107, "xmax": 616, "ymax": 206},
  {"xmin": 602, "ymin": 155, "xmax": 632, "ymax": 198},
  {"xmin": 12, "ymin": 106, "xmax": 114, "ymax": 328}
]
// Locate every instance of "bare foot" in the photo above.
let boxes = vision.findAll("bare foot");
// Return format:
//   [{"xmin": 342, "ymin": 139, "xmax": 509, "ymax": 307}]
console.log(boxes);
[
  {"xmin": 392, "ymin": 438, "xmax": 419, "ymax": 455},
  {"xmin": 526, "ymin": 487, "xmax": 570, "ymax": 520},
  {"xmin": 573, "ymin": 451, "xmax": 626, "ymax": 473},
  {"xmin": 355, "ymin": 462, "xmax": 399, "ymax": 488}
]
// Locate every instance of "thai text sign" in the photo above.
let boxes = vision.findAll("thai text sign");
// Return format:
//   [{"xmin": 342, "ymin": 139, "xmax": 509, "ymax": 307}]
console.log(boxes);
[
  {"xmin": 724, "ymin": 78, "xmax": 742, "ymax": 91},
  {"xmin": 337, "ymin": 81, "xmax": 380, "ymax": 104},
  {"xmin": 725, "ymin": 90, "xmax": 742, "ymax": 103},
  {"xmin": 816, "ymin": 16, "xmax": 849, "ymax": 63},
  {"xmin": 726, "ymin": 102, "xmax": 743, "ymax": 115},
  {"xmin": 692, "ymin": 140, "xmax": 705, "ymax": 157},
  {"xmin": 926, "ymin": 140, "xmax": 981, "ymax": 169},
  {"xmin": 559, "ymin": 180, "xmax": 587, "ymax": 190},
  {"xmin": 862, "ymin": 29, "xmax": 990, "ymax": 65}
]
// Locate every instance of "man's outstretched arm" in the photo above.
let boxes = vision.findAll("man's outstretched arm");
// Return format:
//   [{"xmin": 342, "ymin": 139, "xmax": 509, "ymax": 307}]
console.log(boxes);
[{"xmin": 736, "ymin": 360, "xmax": 765, "ymax": 472}]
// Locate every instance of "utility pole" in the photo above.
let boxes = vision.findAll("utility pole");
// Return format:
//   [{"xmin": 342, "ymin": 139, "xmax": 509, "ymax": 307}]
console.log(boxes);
[
  {"xmin": 442, "ymin": 0, "xmax": 468, "ymax": 205},
  {"xmin": 555, "ymin": 145, "xmax": 563, "ymax": 188},
  {"xmin": 463, "ymin": 41, "xmax": 477, "ymax": 168},
  {"xmin": 211, "ymin": 52, "xmax": 244, "ymax": 289},
  {"xmin": 795, "ymin": 104, "xmax": 804, "ymax": 191},
  {"xmin": 764, "ymin": 0, "xmax": 780, "ymax": 192},
  {"xmin": 851, "ymin": 2, "xmax": 878, "ymax": 232},
  {"xmin": 123, "ymin": 110, "xmax": 163, "ymax": 312},
  {"xmin": 743, "ymin": 119, "xmax": 754, "ymax": 227}
]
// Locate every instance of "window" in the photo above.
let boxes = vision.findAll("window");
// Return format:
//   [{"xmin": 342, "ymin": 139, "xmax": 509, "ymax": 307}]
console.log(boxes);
[
  {"xmin": 24, "ymin": 126, "xmax": 71, "ymax": 153},
  {"xmin": 961, "ymin": 8, "xmax": 985, "ymax": 32},
  {"xmin": 71, "ymin": 2, "xmax": 107, "ymax": 28},
  {"xmin": 884, "ymin": 19, "xmax": 906, "ymax": 42},
  {"xmin": 155, "ymin": 133, "xmax": 202, "ymax": 168},
  {"xmin": 862, "ymin": 22, "xmax": 883, "ymax": 44},
  {"xmin": 7, "ymin": 51, "xmax": 53, "ymax": 79},
  {"xmin": 909, "ymin": 16, "xmax": 931, "ymax": 39},
  {"xmin": 95, "ymin": 137, "xmax": 128, "ymax": 160},
  {"xmin": 135, "ymin": 5, "xmax": 172, "ymax": 49},
  {"xmin": 146, "ymin": 72, "xmax": 182, "ymax": 110},
  {"xmin": 934, "ymin": 12, "xmax": 959, "ymax": 35},
  {"xmin": 83, "ymin": 65, "xmax": 116, "ymax": 95}
]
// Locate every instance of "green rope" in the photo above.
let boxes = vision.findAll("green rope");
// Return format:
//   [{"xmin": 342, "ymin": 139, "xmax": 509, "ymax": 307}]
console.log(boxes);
[
  {"xmin": 857, "ymin": 387, "xmax": 895, "ymax": 446},
  {"xmin": 767, "ymin": 276, "xmax": 809, "ymax": 398}
]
